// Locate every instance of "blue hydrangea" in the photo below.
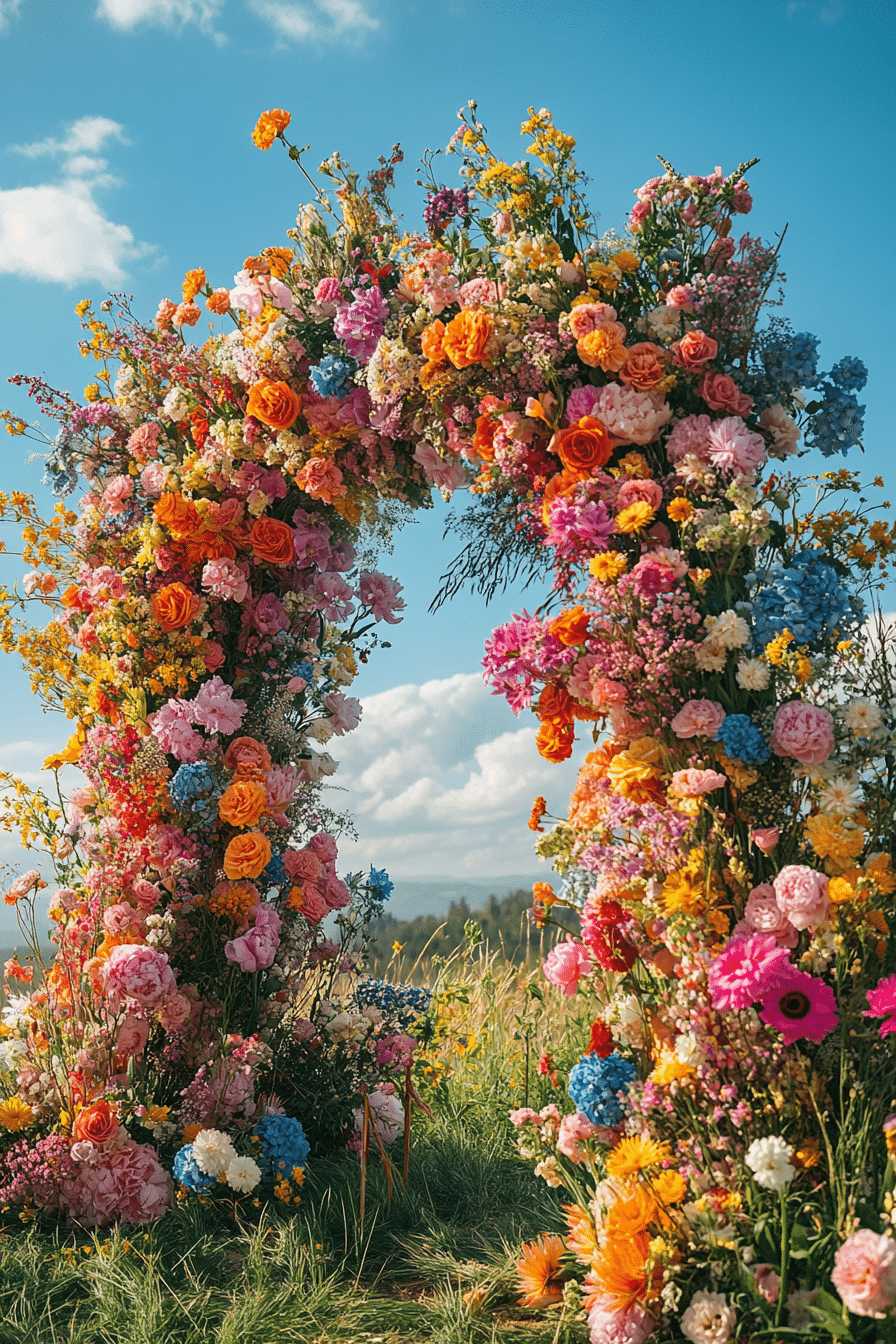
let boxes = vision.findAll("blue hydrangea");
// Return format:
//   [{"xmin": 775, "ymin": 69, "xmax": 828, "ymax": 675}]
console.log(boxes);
[
  {"xmin": 252, "ymin": 1114, "xmax": 310, "ymax": 1180},
  {"xmin": 263, "ymin": 849, "xmax": 288, "ymax": 889},
  {"xmin": 173, "ymin": 1144, "xmax": 216, "ymax": 1192},
  {"xmin": 308, "ymin": 355, "xmax": 355, "ymax": 399},
  {"xmin": 367, "ymin": 867, "xmax": 394, "ymax": 901},
  {"xmin": 761, "ymin": 331, "xmax": 819, "ymax": 389},
  {"xmin": 747, "ymin": 550, "xmax": 863, "ymax": 649},
  {"xmin": 807, "ymin": 384, "xmax": 865, "ymax": 457},
  {"xmin": 169, "ymin": 762, "xmax": 220, "ymax": 822},
  {"xmin": 828, "ymin": 356, "xmax": 867, "ymax": 393},
  {"xmin": 355, "ymin": 978, "xmax": 432, "ymax": 1027},
  {"xmin": 289, "ymin": 660, "xmax": 314, "ymax": 685},
  {"xmin": 567, "ymin": 1052, "xmax": 637, "ymax": 1127},
  {"xmin": 718, "ymin": 714, "xmax": 770, "ymax": 765}
]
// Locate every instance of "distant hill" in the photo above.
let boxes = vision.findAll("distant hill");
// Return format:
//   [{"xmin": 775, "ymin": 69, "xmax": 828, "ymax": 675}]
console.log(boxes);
[{"xmin": 376, "ymin": 873, "xmax": 546, "ymax": 922}]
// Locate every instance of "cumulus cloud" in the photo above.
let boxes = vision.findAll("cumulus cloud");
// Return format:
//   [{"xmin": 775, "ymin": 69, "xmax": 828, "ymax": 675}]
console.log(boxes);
[
  {"xmin": 96, "ymin": 0, "xmax": 225, "ymax": 34},
  {"xmin": 1, "ymin": 115, "xmax": 151, "ymax": 286},
  {"xmin": 0, "ymin": 1, "xmax": 21, "ymax": 31},
  {"xmin": 329, "ymin": 673, "xmax": 580, "ymax": 878},
  {"xmin": 247, "ymin": 0, "xmax": 378, "ymax": 44}
]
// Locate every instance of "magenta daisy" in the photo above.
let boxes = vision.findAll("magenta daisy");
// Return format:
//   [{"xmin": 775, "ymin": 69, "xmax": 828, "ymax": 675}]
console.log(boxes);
[
  {"xmin": 707, "ymin": 934, "xmax": 792, "ymax": 1012},
  {"xmin": 759, "ymin": 966, "xmax": 838, "ymax": 1044},
  {"xmin": 864, "ymin": 975, "xmax": 896, "ymax": 1036}
]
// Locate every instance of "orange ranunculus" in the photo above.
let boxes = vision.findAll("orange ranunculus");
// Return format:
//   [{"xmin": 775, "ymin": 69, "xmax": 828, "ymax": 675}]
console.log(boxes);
[
  {"xmin": 552, "ymin": 416, "xmax": 612, "ymax": 473},
  {"xmin": 223, "ymin": 831, "xmax": 272, "ymax": 880},
  {"xmin": 218, "ymin": 780, "xmax": 267, "ymax": 829},
  {"xmin": 72, "ymin": 1099, "xmax": 121, "ymax": 1147},
  {"xmin": 536, "ymin": 683, "xmax": 574, "ymax": 724},
  {"xmin": 246, "ymin": 377, "xmax": 302, "ymax": 431},
  {"xmin": 606, "ymin": 1184, "xmax": 658, "ymax": 1239},
  {"xmin": 577, "ymin": 328, "xmax": 628, "ymax": 372},
  {"xmin": 252, "ymin": 108, "xmax": 291, "ymax": 150},
  {"xmin": 420, "ymin": 319, "xmax": 446, "ymax": 363},
  {"xmin": 619, "ymin": 341, "xmax": 668, "ymax": 391},
  {"xmin": 442, "ymin": 310, "xmax": 493, "ymax": 369},
  {"xmin": 536, "ymin": 719, "xmax": 575, "ymax": 762},
  {"xmin": 550, "ymin": 605, "xmax": 591, "ymax": 647},
  {"xmin": 206, "ymin": 288, "xmax": 232, "ymax": 315},
  {"xmin": 251, "ymin": 516, "xmax": 295, "ymax": 566},
  {"xmin": 154, "ymin": 493, "xmax": 200, "ymax": 539},
  {"xmin": 150, "ymin": 582, "xmax": 201, "ymax": 632}
]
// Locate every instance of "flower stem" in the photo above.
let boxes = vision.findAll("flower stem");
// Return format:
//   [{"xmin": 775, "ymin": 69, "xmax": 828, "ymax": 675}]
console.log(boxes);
[{"xmin": 775, "ymin": 1186, "xmax": 790, "ymax": 1329}]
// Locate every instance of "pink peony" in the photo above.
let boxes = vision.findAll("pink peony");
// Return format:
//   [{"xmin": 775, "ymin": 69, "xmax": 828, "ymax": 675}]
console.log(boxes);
[
  {"xmin": 832, "ymin": 1228, "xmax": 896, "ymax": 1318},
  {"xmin": 105, "ymin": 945, "xmax": 176, "ymax": 1008},
  {"xmin": 201, "ymin": 558, "xmax": 249, "ymax": 603},
  {"xmin": 759, "ymin": 964, "xmax": 838, "ymax": 1044},
  {"xmin": 773, "ymin": 865, "xmax": 829, "ymax": 931},
  {"xmin": 670, "ymin": 699, "xmax": 725, "ymax": 739},
  {"xmin": 359, "ymin": 571, "xmax": 406, "ymax": 624},
  {"xmin": 190, "ymin": 675, "xmax": 247, "ymax": 736},
  {"xmin": 770, "ymin": 701, "xmax": 835, "ymax": 765},
  {"xmin": 557, "ymin": 1111, "xmax": 600, "ymax": 1162},
  {"xmin": 707, "ymin": 933, "xmax": 791, "ymax": 1011},
  {"xmin": 588, "ymin": 1299, "xmax": 656, "ymax": 1344},
  {"xmin": 864, "ymin": 975, "xmax": 896, "ymax": 1036},
  {"xmin": 149, "ymin": 700, "xmax": 203, "ymax": 762},
  {"xmin": 704, "ymin": 416, "xmax": 766, "ymax": 475},
  {"xmin": 224, "ymin": 903, "xmax": 282, "ymax": 973},
  {"xmin": 543, "ymin": 936, "xmax": 593, "ymax": 997},
  {"xmin": 63, "ymin": 1141, "xmax": 171, "ymax": 1227},
  {"xmin": 593, "ymin": 383, "xmax": 671, "ymax": 445}
]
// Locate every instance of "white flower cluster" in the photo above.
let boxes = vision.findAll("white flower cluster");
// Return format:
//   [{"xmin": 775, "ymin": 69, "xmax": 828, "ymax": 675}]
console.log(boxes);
[
  {"xmin": 744, "ymin": 1134, "xmax": 795, "ymax": 1191},
  {"xmin": 192, "ymin": 1127, "xmax": 262, "ymax": 1194}
]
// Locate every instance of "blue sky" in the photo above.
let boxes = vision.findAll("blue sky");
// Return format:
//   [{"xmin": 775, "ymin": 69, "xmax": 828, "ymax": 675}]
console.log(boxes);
[{"xmin": 0, "ymin": 0, "xmax": 893, "ymax": 928}]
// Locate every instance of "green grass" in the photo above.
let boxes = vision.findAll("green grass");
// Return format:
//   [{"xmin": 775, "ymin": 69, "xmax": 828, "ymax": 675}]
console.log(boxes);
[{"xmin": 0, "ymin": 952, "xmax": 587, "ymax": 1344}]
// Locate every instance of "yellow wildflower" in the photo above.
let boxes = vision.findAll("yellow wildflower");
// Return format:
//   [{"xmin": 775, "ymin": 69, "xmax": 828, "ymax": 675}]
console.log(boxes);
[
  {"xmin": 589, "ymin": 551, "xmax": 628, "ymax": 583},
  {"xmin": 0, "ymin": 1097, "xmax": 35, "ymax": 1131}
]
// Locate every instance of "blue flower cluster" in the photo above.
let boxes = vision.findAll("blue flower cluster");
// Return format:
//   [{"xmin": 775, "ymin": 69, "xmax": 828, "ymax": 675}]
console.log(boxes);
[
  {"xmin": 761, "ymin": 331, "xmax": 819, "ymax": 389},
  {"xmin": 169, "ymin": 762, "xmax": 221, "ymax": 823},
  {"xmin": 289, "ymin": 660, "xmax": 315, "ymax": 685},
  {"xmin": 717, "ymin": 714, "xmax": 770, "ymax": 765},
  {"xmin": 747, "ymin": 549, "xmax": 863, "ymax": 649},
  {"xmin": 807, "ymin": 383, "xmax": 866, "ymax": 458},
  {"xmin": 308, "ymin": 355, "xmax": 355, "ymax": 399},
  {"xmin": 263, "ymin": 849, "xmax": 288, "ymax": 890},
  {"xmin": 173, "ymin": 1144, "xmax": 215, "ymax": 1192},
  {"xmin": 252, "ymin": 1114, "xmax": 310, "ymax": 1180},
  {"xmin": 355, "ymin": 978, "xmax": 432, "ymax": 1027},
  {"xmin": 829, "ymin": 356, "xmax": 868, "ymax": 393},
  {"xmin": 567, "ymin": 1051, "xmax": 636, "ymax": 1127},
  {"xmin": 367, "ymin": 867, "xmax": 394, "ymax": 901},
  {"xmin": 43, "ymin": 433, "xmax": 79, "ymax": 497}
]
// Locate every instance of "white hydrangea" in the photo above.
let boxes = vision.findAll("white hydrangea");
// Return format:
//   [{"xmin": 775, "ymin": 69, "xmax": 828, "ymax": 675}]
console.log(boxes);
[
  {"xmin": 744, "ymin": 1135, "xmax": 795, "ymax": 1190},
  {"xmin": 161, "ymin": 386, "xmax": 192, "ymax": 423},
  {"xmin": 680, "ymin": 1290, "xmax": 737, "ymax": 1344},
  {"xmin": 225, "ymin": 1155, "xmax": 262, "ymax": 1193},
  {"xmin": 192, "ymin": 1128, "xmax": 237, "ymax": 1177}
]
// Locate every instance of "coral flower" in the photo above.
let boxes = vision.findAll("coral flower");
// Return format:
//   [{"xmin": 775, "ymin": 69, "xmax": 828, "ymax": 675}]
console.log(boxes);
[
  {"xmin": 252, "ymin": 108, "xmax": 291, "ymax": 150},
  {"xmin": 516, "ymin": 1232, "xmax": 567, "ymax": 1307},
  {"xmin": 605, "ymin": 1134, "xmax": 671, "ymax": 1181}
]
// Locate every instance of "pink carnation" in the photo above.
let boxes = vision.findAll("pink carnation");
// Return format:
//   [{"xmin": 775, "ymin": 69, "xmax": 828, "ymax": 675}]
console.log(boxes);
[
  {"xmin": 140, "ymin": 462, "xmax": 167, "ymax": 497},
  {"xmin": 309, "ymin": 831, "xmax": 338, "ymax": 863},
  {"xmin": 773, "ymin": 865, "xmax": 829, "ymax": 931},
  {"xmin": 704, "ymin": 416, "xmax": 766, "ymax": 475},
  {"xmin": 414, "ymin": 441, "xmax": 466, "ymax": 491},
  {"xmin": 707, "ymin": 933, "xmax": 791, "ymax": 1011},
  {"xmin": 126, "ymin": 422, "xmax": 161, "ymax": 461},
  {"xmin": 324, "ymin": 691, "xmax": 361, "ymax": 736},
  {"xmin": 63, "ymin": 1141, "xmax": 171, "ymax": 1227},
  {"xmin": 283, "ymin": 848, "xmax": 324, "ymax": 882},
  {"xmin": 593, "ymin": 383, "xmax": 672, "ymax": 445},
  {"xmin": 669, "ymin": 768, "xmax": 727, "ymax": 797},
  {"xmin": 149, "ymin": 700, "xmax": 203, "ymax": 762},
  {"xmin": 190, "ymin": 676, "xmax": 247, "ymax": 737},
  {"xmin": 458, "ymin": 277, "xmax": 504, "ymax": 308},
  {"xmin": 864, "ymin": 974, "xmax": 896, "ymax": 1036},
  {"xmin": 832, "ymin": 1229, "xmax": 896, "ymax": 1318},
  {"xmin": 665, "ymin": 413, "xmax": 712, "ymax": 465},
  {"xmin": 201, "ymin": 558, "xmax": 249, "ymax": 603},
  {"xmin": 313, "ymin": 277, "xmax": 342, "ymax": 304},
  {"xmin": 100, "ymin": 475, "xmax": 133, "ymax": 517},
  {"xmin": 543, "ymin": 936, "xmax": 593, "ymax": 997},
  {"xmin": 105, "ymin": 945, "xmax": 177, "ymax": 1008},
  {"xmin": 669, "ymin": 698, "xmax": 725, "ymax": 739},
  {"xmin": 770, "ymin": 701, "xmax": 835, "ymax": 765},
  {"xmin": 359, "ymin": 571, "xmax": 406, "ymax": 624},
  {"xmin": 265, "ymin": 766, "xmax": 298, "ymax": 825}
]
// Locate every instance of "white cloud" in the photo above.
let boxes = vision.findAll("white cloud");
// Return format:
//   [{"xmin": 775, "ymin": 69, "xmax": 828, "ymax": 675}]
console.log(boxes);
[
  {"xmin": 96, "ymin": 0, "xmax": 224, "ymax": 34},
  {"xmin": 1, "ymin": 116, "xmax": 151, "ymax": 286},
  {"xmin": 0, "ymin": 1, "xmax": 21, "ymax": 31},
  {"xmin": 329, "ymin": 673, "xmax": 580, "ymax": 877},
  {"xmin": 248, "ymin": 0, "xmax": 378, "ymax": 44}
]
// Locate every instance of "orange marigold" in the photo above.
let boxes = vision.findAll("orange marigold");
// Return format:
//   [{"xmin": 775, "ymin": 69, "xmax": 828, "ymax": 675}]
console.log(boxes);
[
  {"xmin": 182, "ymin": 268, "xmax": 206, "ymax": 303},
  {"xmin": 252, "ymin": 109, "xmax": 291, "ymax": 150}
]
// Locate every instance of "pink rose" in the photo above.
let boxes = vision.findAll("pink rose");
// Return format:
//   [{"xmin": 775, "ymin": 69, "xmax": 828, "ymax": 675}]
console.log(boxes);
[
  {"xmin": 672, "ymin": 330, "xmax": 718, "ymax": 370},
  {"xmin": 669, "ymin": 699, "xmax": 725, "ymax": 739},
  {"xmin": 131, "ymin": 879, "xmax": 161, "ymax": 912},
  {"xmin": 557, "ymin": 1111, "xmax": 599, "ymax": 1162},
  {"xmin": 751, "ymin": 828, "xmax": 779, "ymax": 853},
  {"xmin": 284, "ymin": 848, "xmax": 324, "ymax": 882},
  {"xmin": 103, "ymin": 903, "xmax": 142, "ymax": 938},
  {"xmin": 294, "ymin": 883, "xmax": 328, "ymax": 923},
  {"xmin": 832, "ymin": 1228, "xmax": 896, "ymax": 1318},
  {"xmin": 615, "ymin": 478, "xmax": 664, "ymax": 511},
  {"xmin": 324, "ymin": 875, "xmax": 351, "ymax": 910},
  {"xmin": 309, "ymin": 832, "xmax": 338, "ymax": 864},
  {"xmin": 770, "ymin": 701, "xmax": 835, "ymax": 765},
  {"xmin": 736, "ymin": 883, "xmax": 798, "ymax": 948},
  {"xmin": 543, "ymin": 936, "xmax": 592, "ymax": 997},
  {"xmin": 265, "ymin": 766, "xmax": 298, "ymax": 824},
  {"xmin": 773, "ymin": 865, "xmax": 830, "ymax": 931},
  {"xmin": 158, "ymin": 992, "xmax": 192, "ymax": 1031},
  {"xmin": 413, "ymin": 441, "xmax": 467, "ymax": 492},
  {"xmin": 699, "ymin": 371, "xmax": 753, "ymax": 416},
  {"xmin": 105, "ymin": 945, "xmax": 177, "ymax": 1008}
]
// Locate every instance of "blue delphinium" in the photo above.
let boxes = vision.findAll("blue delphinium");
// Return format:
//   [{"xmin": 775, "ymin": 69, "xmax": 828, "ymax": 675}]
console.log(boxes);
[
  {"xmin": 173, "ymin": 1144, "xmax": 216, "ymax": 1192},
  {"xmin": 761, "ymin": 331, "xmax": 819, "ymax": 390},
  {"xmin": 567, "ymin": 1052, "xmax": 637, "ymax": 1127},
  {"xmin": 355, "ymin": 979, "xmax": 432, "ymax": 1026},
  {"xmin": 718, "ymin": 714, "xmax": 770, "ymax": 766},
  {"xmin": 308, "ymin": 355, "xmax": 355, "ymax": 399},
  {"xmin": 747, "ymin": 550, "xmax": 863, "ymax": 650},
  {"xmin": 252, "ymin": 1114, "xmax": 310, "ymax": 1180},
  {"xmin": 263, "ymin": 848, "xmax": 288, "ymax": 890},
  {"xmin": 169, "ymin": 762, "xmax": 220, "ymax": 823}
]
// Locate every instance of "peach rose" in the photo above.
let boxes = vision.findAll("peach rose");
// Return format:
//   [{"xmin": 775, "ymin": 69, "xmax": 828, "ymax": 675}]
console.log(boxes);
[
  {"xmin": 442, "ymin": 310, "xmax": 492, "ymax": 368},
  {"xmin": 218, "ymin": 780, "xmax": 268, "ymax": 828},
  {"xmin": 770, "ymin": 701, "xmax": 835, "ymax": 765},
  {"xmin": 150, "ymin": 582, "xmax": 200, "ymax": 632},
  {"xmin": 223, "ymin": 736, "xmax": 273, "ymax": 776},
  {"xmin": 699, "ymin": 371, "xmax": 753, "ymax": 416},
  {"xmin": 619, "ymin": 341, "xmax": 668, "ymax": 391},
  {"xmin": 246, "ymin": 377, "xmax": 302, "ymax": 430},
  {"xmin": 223, "ymin": 831, "xmax": 272, "ymax": 880},
  {"xmin": 251, "ymin": 516, "xmax": 295, "ymax": 566},
  {"xmin": 72, "ymin": 1099, "xmax": 121, "ymax": 1147},
  {"xmin": 551, "ymin": 416, "xmax": 612, "ymax": 473},
  {"xmin": 672, "ymin": 330, "xmax": 718, "ymax": 370}
]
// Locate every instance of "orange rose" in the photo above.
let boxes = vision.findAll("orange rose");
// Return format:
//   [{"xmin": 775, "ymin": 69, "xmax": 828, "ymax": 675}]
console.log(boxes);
[
  {"xmin": 150, "ymin": 582, "xmax": 200, "ymax": 632},
  {"xmin": 672, "ymin": 329, "xmax": 718, "ymax": 370},
  {"xmin": 218, "ymin": 780, "xmax": 267, "ymax": 828},
  {"xmin": 619, "ymin": 341, "xmax": 668, "ymax": 391},
  {"xmin": 549, "ymin": 605, "xmax": 591, "ymax": 647},
  {"xmin": 154, "ymin": 493, "xmax": 200, "ymax": 539},
  {"xmin": 552, "ymin": 416, "xmax": 612, "ymax": 473},
  {"xmin": 223, "ymin": 831, "xmax": 272, "ymax": 880},
  {"xmin": 252, "ymin": 108, "xmax": 291, "ymax": 151},
  {"xmin": 536, "ymin": 720, "xmax": 575, "ymax": 762},
  {"xmin": 442, "ymin": 310, "xmax": 493, "ymax": 369},
  {"xmin": 246, "ymin": 377, "xmax": 302, "ymax": 430},
  {"xmin": 472, "ymin": 413, "xmax": 499, "ymax": 462},
  {"xmin": 420, "ymin": 319, "xmax": 446, "ymax": 363},
  {"xmin": 223, "ymin": 736, "xmax": 273, "ymax": 776},
  {"xmin": 251, "ymin": 516, "xmax": 295, "ymax": 565},
  {"xmin": 72, "ymin": 1099, "xmax": 121, "ymax": 1147},
  {"xmin": 536, "ymin": 683, "xmax": 574, "ymax": 724}
]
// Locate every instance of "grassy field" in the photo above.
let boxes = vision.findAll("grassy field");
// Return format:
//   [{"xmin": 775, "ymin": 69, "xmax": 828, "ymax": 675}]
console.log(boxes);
[{"xmin": 0, "ymin": 947, "xmax": 587, "ymax": 1344}]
